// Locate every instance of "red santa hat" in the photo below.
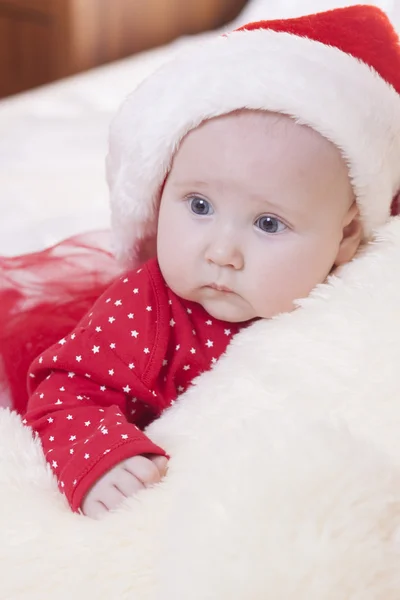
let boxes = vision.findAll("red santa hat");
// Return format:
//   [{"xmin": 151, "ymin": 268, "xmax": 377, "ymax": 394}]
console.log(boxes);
[{"xmin": 106, "ymin": 5, "xmax": 400, "ymax": 267}]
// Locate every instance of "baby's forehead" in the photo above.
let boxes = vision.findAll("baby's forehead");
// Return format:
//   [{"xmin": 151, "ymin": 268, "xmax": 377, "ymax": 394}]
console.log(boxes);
[
  {"xmin": 170, "ymin": 109, "xmax": 344, "ymax": 180},
  {"xmin": 176, "ymin": 110, "xmax": 333, "ymax": 158}
]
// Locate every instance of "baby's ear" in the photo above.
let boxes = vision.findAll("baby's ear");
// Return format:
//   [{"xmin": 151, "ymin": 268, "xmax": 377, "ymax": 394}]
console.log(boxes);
[
  {"xmin": 390, "ymin": 191, "xmax": 400, "ymax": 217},
  {"xmin": 334, "ymin": 202, "xmax": 363, "ymax": 267}
]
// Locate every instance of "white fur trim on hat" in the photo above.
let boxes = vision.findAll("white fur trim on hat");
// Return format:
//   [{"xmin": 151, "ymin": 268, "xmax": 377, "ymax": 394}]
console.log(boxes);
[{"xmin": 106, "ymin": 28, "xmax": 400, "ymax": 267}]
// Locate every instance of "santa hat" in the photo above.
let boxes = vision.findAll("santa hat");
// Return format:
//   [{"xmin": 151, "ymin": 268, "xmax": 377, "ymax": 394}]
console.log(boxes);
[{"xmin": 106, "ymin": 5, "xmax": 400, "ymax": 267}]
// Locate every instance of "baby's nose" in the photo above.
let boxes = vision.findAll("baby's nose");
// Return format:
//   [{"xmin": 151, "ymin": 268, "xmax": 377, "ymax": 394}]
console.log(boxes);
[{"xmin": 205, "ymin": 236, "xmax": 244, "ymax": 269}]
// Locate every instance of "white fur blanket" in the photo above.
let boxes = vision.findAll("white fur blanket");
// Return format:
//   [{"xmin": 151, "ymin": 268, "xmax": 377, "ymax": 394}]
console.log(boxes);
[{"xmin": 2, "ymin": 220, "xmax": 400, "ymax": 599}]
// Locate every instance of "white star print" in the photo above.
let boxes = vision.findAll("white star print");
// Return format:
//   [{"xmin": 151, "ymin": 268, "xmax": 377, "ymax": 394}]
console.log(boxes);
[
  {"xmin": 49, "ymin": 436, "xmax": 54, "ymax": 442},
  {"xmin": 105, "ymin": 298, "xmax": 111, "ymax": 303},
  {"xmin": 176, "ymin": 344, "xmax": 180, "ymax": 351},
  {"xmin": 115, "ymin": 299, "xmax": 122, "ymax": 306},
  {"xmin": 71, "ymin": 333, "xmax": 76, "ymax": 340},
  {"xmin": 85, "ymin": 373, "xmax": 91, "ymax": 378},
  {"xmin": 146, "ymin": 306, "xmax": 152, "ymax": 312},
  {"xmin": 77, "ymin": 395, "xmax": 83, "ymax": 400},
  {"xmin": 69, "ymin": 435, "xmax": 76, "ymax": 441},
  {"xmin": 183, "ymin": 365, "xmax": 190, "ymax": 371},
  {"xmin": 58, "ymin": 338, "xmax": 66, "ymax": 345},
  {"xmin": 133, "ymin": 288, "xmax": 139, "ymax": 294},
  {"xmin": 110, "ymin": 342, "xmax": 116, "ymax": 349},
  {"xmin": 162, "ymin": 359, "xmax": 168, "ymax": 366},
  {"xmin": 76, "ymin": 355, "xmax": 82, "ymax": 362},
  {"xmin": 55, "ymin": 399, "xmax": 63, "ymax": 405},
  {"xmin": 103, "ymin": 449, "xmax": 110, "ymax": 455},
  {"xmin": 224, "ymin": 329, "xmax": 231, "ymax": 336},
  {"xmin": 123, "ymin": 278, "xmax": 129, "ymax": 283},
  {"xmin": 128, "ymin": 363, "xmax": 135, "ymax": 369},
  {"xmin": 66, "ymin": 415, "xmax": 73, "ymax": 420},
  {"xmin": 170, "ymin": 319, "xmax": 176, "ymax": 327},
  {"xmin": 52, "ymin": 355, "xmax": 58, "ymax": 363},
  {"xmin": 47, "ymin": 417, "xmax": 53, "ymax": 423},
  {"xmin": 70, "ymin": 449, "xmax": 74, "ymax": 455},
  {"xmin": 131, "ymin": 330, "xmax": 139, "ymax": 338},
  {"xmin": 211, "ymin": 357, "xmax": 217, "ymax": 364},
  {"xmin": 60, "ymin": 482, "xmax": 65, "ymax": 488},
  {"xmin": 95, "ymin": 326, "xmax": 102, "ymax": 333},
  {"xmin": 178, "ymin": 386, "xmax": 184, "ymax": 392},
  {"xmin": 168, "ymin": 300, "xmax": 172, "ymax": 305},
  {"xmin": 206, "ymin": 339, "xmax": 214, "ymax": 348},
  {"xmin": 92, "ymin": 345, "xmax": 100, "ymax": 354},
  {"xmin": 144, "ymin": 347, "xmax": 150, "ymax": 354},
  {"xmin": 29, "ymin": 373, "xmax": 35, "ymax": 378},
  {"xmin": 187, "ymin": 308, "xmax": 192, "ymax": 314},
  {"xmin": 84, "ymin": 453, "xmax": 90, "ymax": 460},
  {"xmin": 39, "ymin": 393, "xmax": 44, "ymax": 399},
  {"xmin": 73, "ymin": 480, "xmax": 77, "ymax": 486},
  {"xmin": 38, "ymin": 357, "xmax": 43, "ymax": 364},
  {"xmin": 85, "ymin": 421, "xmax": 91, "ymax": 427},
  {"xmin": 101, "ymin": 428, "xmax": 108, "ymax": 435},
  {"xmin": 131, "ymin": 397, "xmax": 137, "ymax": 403},
  {"xmin": 123, "ymin": 385, "xmax": 131, "ymax": 393},
  {"xmin": 100, "ymin": 386, "xmax": 106, "ymax": 392},
  {"xmin": 206, "ymin": 320, "xmax": 213, "ymax": 325},
  {"xmin": 128, "ymin": 313, "xmax": 134, "ymax": 319},
  {"xmin": 59, "ymin": 387, "xmax": 65, "ymax": 392},
  {"xmin": 109, "ymin": 316, "xmax": 116, "ymax": 324},
  {"xmin": 121, "ymin": 434, "xmax": 128, "ymax": 440},
  {"xmin": 52, "ymin": 461, "xmax": 58, "ymax": 468},
  {"xmin": 108, "ymin": 369, "xmax": 114, "ymax": 376},
  {"xmin": 190, "ymin": 348, "xmax": 196, "ymax": 354},
  {"xmin": 68, "ymin": 372, "xmax": 75, "ymax": 378}
]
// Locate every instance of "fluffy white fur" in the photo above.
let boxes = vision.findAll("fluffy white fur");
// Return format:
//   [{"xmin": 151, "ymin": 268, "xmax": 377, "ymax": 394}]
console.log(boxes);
[
  {"xmin": 2, "ymin": 219, "xmax": 400, "ymax": 598},
  {"xmin": 107, "ymin": 27, "xmax": 400, "ymax": 266}
]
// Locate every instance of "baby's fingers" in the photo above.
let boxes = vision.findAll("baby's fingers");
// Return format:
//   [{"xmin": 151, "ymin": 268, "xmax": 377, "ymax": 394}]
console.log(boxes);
[
  {"xmin": 123, "ymin": 455, "xmax": 162, "ymax": 486},
  {"xmin": 82, "ymin": 485, "xmax": 125, "ymax": 518},
  {"xmin": 116, "ymin": 468, "xmax": 145, "ymax": 498},
  {"xmin": 81, "ymin": 499, "xmax": 108, "ymax": 520},
  {"xmin": 151, "ymin": 455, "xmax": 169, "ymax": 477}
]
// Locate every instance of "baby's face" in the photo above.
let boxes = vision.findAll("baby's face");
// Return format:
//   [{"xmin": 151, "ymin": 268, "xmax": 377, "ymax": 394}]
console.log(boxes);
[{"xmin": 157, "ymin": 111, "xmax": 357, "ymax": 322}]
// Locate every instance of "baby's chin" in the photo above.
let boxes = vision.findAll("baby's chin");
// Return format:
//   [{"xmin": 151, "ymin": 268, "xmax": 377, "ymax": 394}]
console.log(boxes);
[{"xmin": 197, "ymin": 297, "xmax": 257, "ymax": 324}]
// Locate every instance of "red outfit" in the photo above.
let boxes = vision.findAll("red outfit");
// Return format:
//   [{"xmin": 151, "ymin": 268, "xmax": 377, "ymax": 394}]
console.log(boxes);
[{"xmin": 24, "ymin": 259, "xmax": 245, "ymax": 510}]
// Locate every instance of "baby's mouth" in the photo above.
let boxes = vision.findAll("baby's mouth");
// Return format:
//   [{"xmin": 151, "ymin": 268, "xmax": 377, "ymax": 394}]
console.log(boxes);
[{"xmin": 208, "ymin": 283, "xmax": 234, "ymax": 294}]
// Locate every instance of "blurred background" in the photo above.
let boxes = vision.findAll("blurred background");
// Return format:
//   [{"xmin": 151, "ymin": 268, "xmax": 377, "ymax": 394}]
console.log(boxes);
[{"xmin": 0, "ymin": 0, "xmax": 248, "ymax": 98}]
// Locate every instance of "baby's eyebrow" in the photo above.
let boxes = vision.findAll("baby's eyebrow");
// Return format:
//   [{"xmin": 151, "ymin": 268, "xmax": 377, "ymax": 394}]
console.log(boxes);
[{"xmin": 170, "ymin": 179, "xmax": 210, "ymax": 190}]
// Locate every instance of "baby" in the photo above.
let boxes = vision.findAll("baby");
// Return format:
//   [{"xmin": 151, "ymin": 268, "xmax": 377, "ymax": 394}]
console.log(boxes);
[{"xmin": 23, "ymin": 5, "xmax": 400, "ymax": 518}]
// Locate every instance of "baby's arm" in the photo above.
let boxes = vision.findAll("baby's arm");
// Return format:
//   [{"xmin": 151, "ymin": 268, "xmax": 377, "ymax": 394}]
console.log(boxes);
[
  {"xmin": 24, "ymin": 267, "xmax": 170, "ymax": 512},
  {"xmin": 24, "ymin": 363, "xmax": 167, "ymax": 511}
]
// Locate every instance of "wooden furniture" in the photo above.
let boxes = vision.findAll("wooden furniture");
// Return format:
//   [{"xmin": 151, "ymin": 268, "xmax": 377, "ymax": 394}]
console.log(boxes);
[{"xmin": 0, "ymin": 0, "xmax": 248, "ymax": 98}]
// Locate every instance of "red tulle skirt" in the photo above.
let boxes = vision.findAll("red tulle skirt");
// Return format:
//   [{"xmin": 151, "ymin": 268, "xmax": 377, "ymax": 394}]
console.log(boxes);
[{"xmin": 0, "ymin": 232, "xmax": 122, "ymax": 414}]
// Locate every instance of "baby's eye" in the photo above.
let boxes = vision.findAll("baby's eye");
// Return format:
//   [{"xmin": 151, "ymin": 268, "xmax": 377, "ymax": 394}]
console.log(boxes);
[
  {"xmin": 255, "ymin": 215, "xmax": 287, "ymax": 234},
  {"xmin": 188, "ymin": 196, "xmax": 214, "ymax": 216}
]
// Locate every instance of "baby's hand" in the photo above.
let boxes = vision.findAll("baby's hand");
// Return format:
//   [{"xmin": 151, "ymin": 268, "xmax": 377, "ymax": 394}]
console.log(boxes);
[{"xmin": 81, "ymin": 455, "xmax": 168, "ymax": 519}]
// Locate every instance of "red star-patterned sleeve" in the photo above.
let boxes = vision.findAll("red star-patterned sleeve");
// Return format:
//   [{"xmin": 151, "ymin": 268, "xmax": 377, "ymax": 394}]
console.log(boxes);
[{"xmin": 24, "ymin": 262, "xmax": 171, "ymax": 511}]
